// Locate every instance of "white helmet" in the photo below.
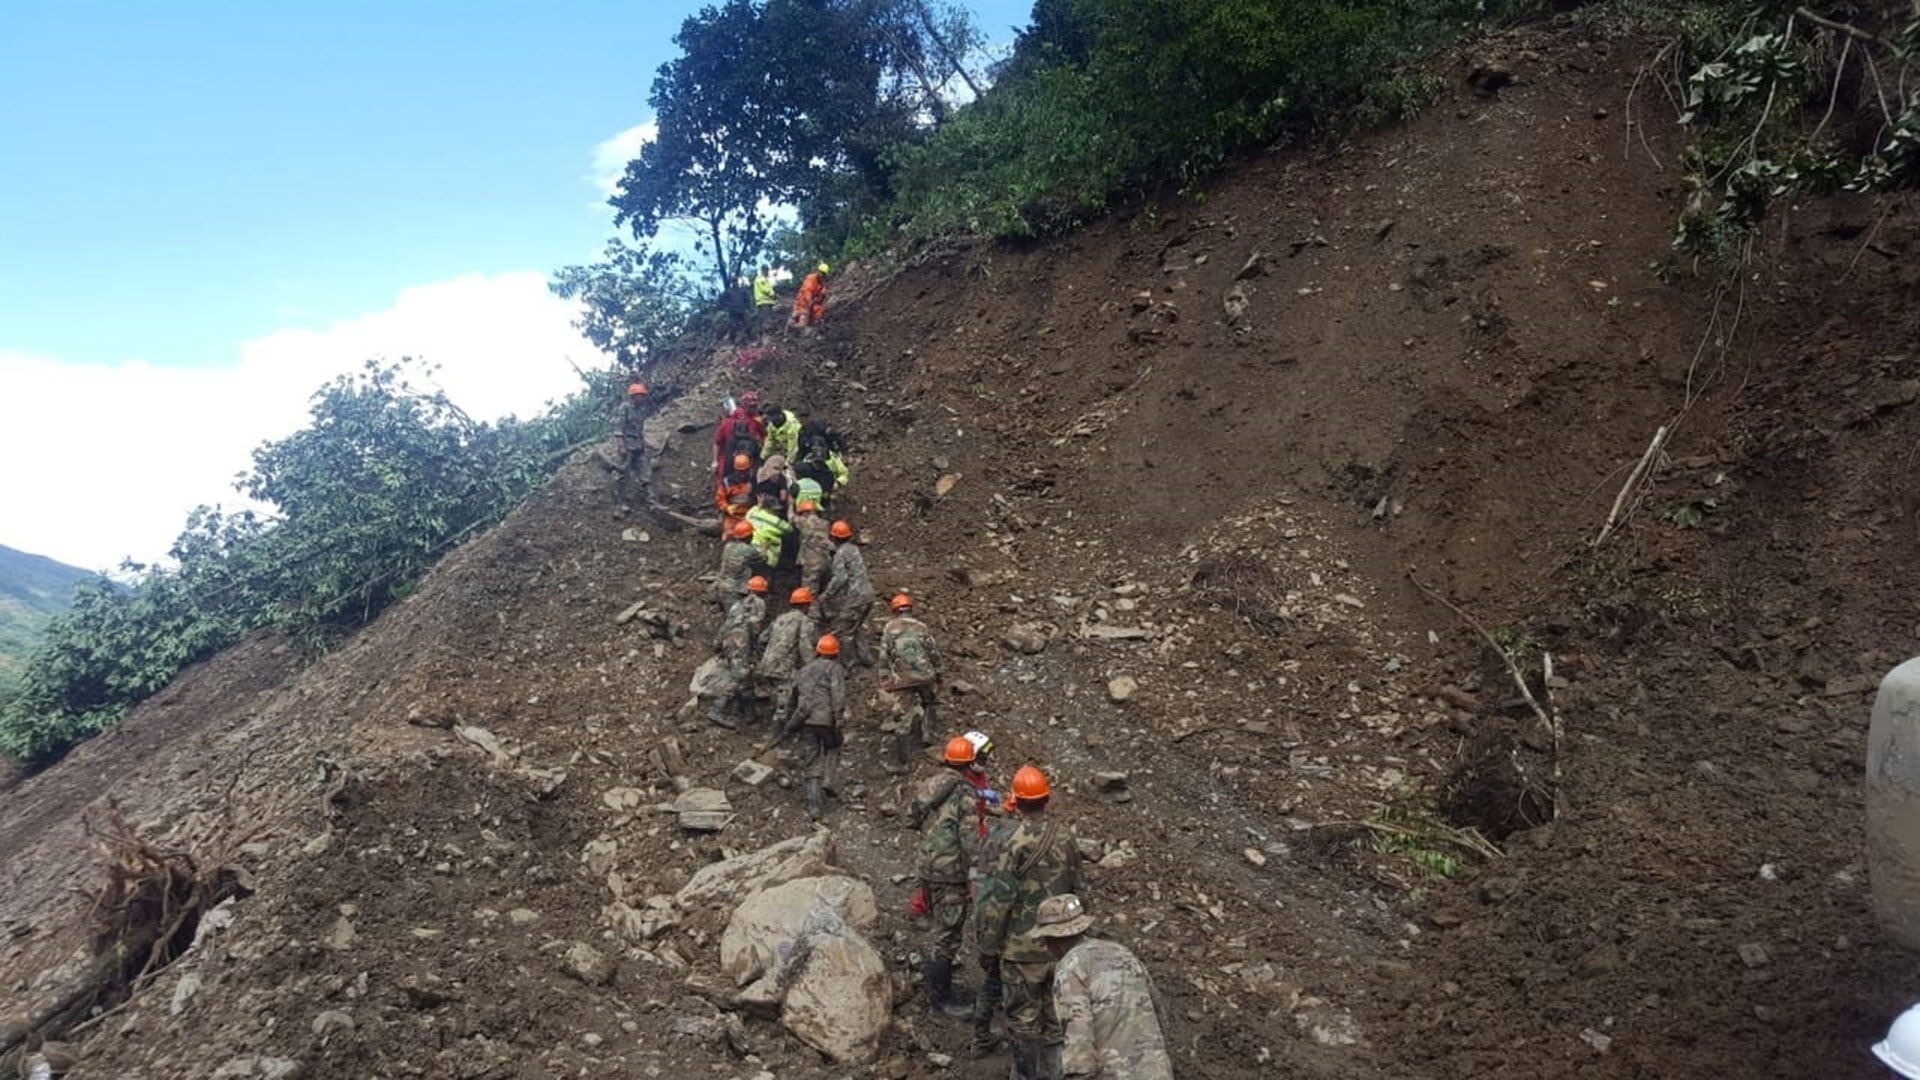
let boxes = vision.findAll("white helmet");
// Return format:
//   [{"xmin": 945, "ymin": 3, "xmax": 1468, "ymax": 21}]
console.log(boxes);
[
  {"xmin": 963, "ymin": 731, "xmax": 992, "ymax": 757},
  {"xmin": 1876, "ymin": 1003, "xmax": 1920, "ymax": 1079}
]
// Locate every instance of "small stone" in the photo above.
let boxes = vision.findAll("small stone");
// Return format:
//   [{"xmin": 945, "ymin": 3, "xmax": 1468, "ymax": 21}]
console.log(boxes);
[
  {"xmin": 258, "ymin": 1060, "xmax": 303, "ymax": 1080},
  {"xmin": 1333, "ymin": 593, "xmax": 1365, "ymax": 609},
  {"xmin": 1243, "ymin": 848, "xmax": 1267, "ymax": 868},
  {"xmin": 621, "ymin": 528, "xmax": 643, "ymax": 542},
  {"xmin": 935, "ymin": 473, "xmax": 961, "ymax": 497},
  {"xmin": 1107, "ymin": 676, "xmax": 1139, "ymax": 703},
  {"xmin": 1580, "ymin": 1028, "xmax": 1613, "ymax": 1054},
  {"xmin": 1737, "ymin": 942, "xmax": 1770, "ymax": 968},
  {"xmin": 325, "ymin": 917, "xmax": 356, "ymax": 951},
  {"xmin": 563, "ymin": 942, "xmax": 616, "ymax": 986},
  {"xmin": 171, "ymin": 971, "xmax": 203, "ymax": 1015},
  {"xmin": 928, "ymin": 1051, "xmax": 955, "ymax": 1068},
  {"xmin": 507, "ymin": 908, "xmax": 540, "ymax": 926},
  {"xmin": 311, "ymin": 1010, "xmax": 354, "ymax": 1037},
  {"xmin": 1002, "ymin": 623, "xmax": 1053, "ymax": 655},
  {"xmin": 732, "ymin": 759, "xmax": 775, "ymax": 787},
  {"xmin": 1094, "ymin": 771, "xmax": 1130, "ymax": 792}
]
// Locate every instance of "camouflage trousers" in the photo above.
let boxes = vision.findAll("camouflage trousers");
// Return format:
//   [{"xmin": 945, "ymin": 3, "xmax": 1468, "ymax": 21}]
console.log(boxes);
[
  {"xmin": 1001, "ymin": 957, "xmax": 1060, "ymax": 1042},
  {"xmin": 799, "ymin": 726, "xmax": 841, "ymax": 785},
  {"xmin": 922, "ymin": 881, "xmax": 969, "ymax": 964},
  {"xmin": 799, "ymin": 554, "xmax": 829, "ymax": 596},
  {"xmin": 880, "ymin": 684, "xmax": 935, "ymax": 738},
  {"xmin": 826, "ymin": 606, "xmax": 872, "ymax": 666},
  {"xmin": 756, "ymin": 675, "xmax": 794, "ymax": 730}
]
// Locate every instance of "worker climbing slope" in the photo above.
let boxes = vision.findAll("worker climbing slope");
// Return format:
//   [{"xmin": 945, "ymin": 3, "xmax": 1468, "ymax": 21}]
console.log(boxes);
[
  {"xmin": 766, "ymin": 634, "xmax": 847, "ymax": 820},
  {"xmin": 977, "ymin": 765, "xmax": 1083, "ymax": 1080},
  {"xmin": 708, "ymin": 576, "xmax": 769, "ymax": 729},
  {"xmin": 755, "ymin": 587, "xmax": 820, "ymax": 737},
  {"xmin": 881, "ymin": 593, "xmax": 943, "ymax": 770},
  {"xmin": 911, "ymin": 734, "xmax": 996, "ymax": 1021},
  {"xmin": 818, "ymin": 520, "xmax": 877, "ymax": 667},
  {"xmin": 792, "ymin": 263, "xmax": 829, "ymax": 329},
  {"xmin": 711, "ymin": 519, "xmax": 764, "ymax": 613}
]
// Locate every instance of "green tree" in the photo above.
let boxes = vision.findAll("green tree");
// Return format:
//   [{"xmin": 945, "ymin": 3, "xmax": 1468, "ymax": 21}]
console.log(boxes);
[{"xmin": 550, "ymin": 240, "xmax": 698, "ymax": 367}]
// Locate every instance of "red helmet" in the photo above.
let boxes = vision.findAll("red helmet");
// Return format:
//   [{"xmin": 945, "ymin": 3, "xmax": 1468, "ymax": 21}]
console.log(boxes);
[
  {"xmin": 1012, "ymin": 765, "xmax": 1051, "ymax": 804},
  {"xmin": 890, "ymin": 594, "xmax": 913, "ymax": 613},
  {"xmin": 747, "ymin": 576, "xmax": 769, "ymax": 594},
  {"xmin": 831, "ymin": 520, "xmax": 854, "ymax": 541},
  {"xmin": 816, "ymin": 634, "xmax": 841, "ymax": 658},
  {"xmin": 790, "ymin": 587, "xmax": 815, "ymax": 606},
  {"xmin": 944, "ymin": 736, "xmax": 976, "ymax": 765},
  {"xmin": 732, "ymin": 520, "xmax": 754, "ymax": 539},
  {"xmin": 733, "ymin": 453, "xmax": 752, "ymax": 472},
  {"xmin": 627, "ymin": 382, "xmax": 648, "ymax": 396}
]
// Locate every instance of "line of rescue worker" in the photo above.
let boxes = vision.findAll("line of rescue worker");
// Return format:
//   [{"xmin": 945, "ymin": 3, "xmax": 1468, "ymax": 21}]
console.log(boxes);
[{"xmin": 666, "ymin": 386, "xmax": 1172, "ymax": 1080}]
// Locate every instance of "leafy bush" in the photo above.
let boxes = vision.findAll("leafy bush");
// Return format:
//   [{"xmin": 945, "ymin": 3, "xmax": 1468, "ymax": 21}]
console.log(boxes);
[{"xmin": 0, "ymin": 360, "xmax": 610, "ymax": 763}]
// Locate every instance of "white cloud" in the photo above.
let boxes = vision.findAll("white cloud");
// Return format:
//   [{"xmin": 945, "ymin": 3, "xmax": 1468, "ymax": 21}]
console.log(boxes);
[
  {"xmin": 0, "ymin": 272, "xmax": 605, "ymax": 571},
  {"xmin": 590, "ymin": 121, "xmax": 658, "ymax": 198}
]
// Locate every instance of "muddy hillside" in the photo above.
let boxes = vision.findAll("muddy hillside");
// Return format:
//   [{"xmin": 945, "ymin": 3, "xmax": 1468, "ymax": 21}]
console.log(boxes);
[{"xmin": 5, "ymin": 24, "xmax": 1919, "ymax": 1080}]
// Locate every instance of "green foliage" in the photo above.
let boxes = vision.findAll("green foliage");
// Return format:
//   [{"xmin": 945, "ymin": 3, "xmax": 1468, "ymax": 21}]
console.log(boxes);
[
  {"xmin": 0, "ymin": 359, "xmax": 610, "ymax": 763},
  {"xmin": 550, "ymin": 240, "xmax": 698, "ymax": 367},
  {"xmin": 0, "ymin": 545, "xmax": 110, "ymax": 693},
  {"xmin": 1364, "ymin": 805, "xmax": 1487, "ymax": 880},
  {"xmin": 1492, "ymin": 624, "xmax": 1540, "ymax": 663},
  {"xmin": 1660, "ymin": 2, "xmax": 1920, "ymax": 276},
  {"xmin": 1662, "ymin": 497, "xmax": 1721, "ymax": 528}
]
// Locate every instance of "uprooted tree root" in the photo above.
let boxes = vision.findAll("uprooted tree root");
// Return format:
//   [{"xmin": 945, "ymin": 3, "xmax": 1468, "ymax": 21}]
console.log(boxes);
[
  {"xmin": 1189, "ymin": 556, "xmax": 1292, "ymax": 636},
  {"xmin": 0, "ymin": 802, "xmax": 252, "ymax": 1073}
]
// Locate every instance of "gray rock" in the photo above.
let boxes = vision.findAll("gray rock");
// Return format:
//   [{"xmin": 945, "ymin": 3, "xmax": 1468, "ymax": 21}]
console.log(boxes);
[
  {"xmin": 1001, "ymin": 622, "xmax": 1053, "ymax": 655},
  {"xmin": 1107, "ymin": 676, "xmax": 1139, "ymax": 703},
  {"xmin": 563, "ymin": 942, "xmax": 616, "ymax": 986},
  {"xmin": 506, "ymin": 908, "xmax": 540, "ymax": 926},
  {"xmin": 732, "ymin": 759, "xmax": 775, "ymax": 787},
  {"xmin": 311, "ymin": 1010, "xmax": 354, "ymax": 1037}
]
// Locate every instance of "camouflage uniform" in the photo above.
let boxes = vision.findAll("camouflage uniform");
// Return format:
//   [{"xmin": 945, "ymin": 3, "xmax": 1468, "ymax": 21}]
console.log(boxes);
[
  {"xmin": 795, "ymin": 513, "xmax": 833, "ymax": 594},
  {"xmin": 754, "ymin": 607, "xmax": 818, "ymax": 731},
  {"xmin": 1052, "ymin": 938, "xmax": 1174, "ymax": 1080},
  {"xmin": 881, "ymin": 615, "xmax": 942, "ymax": 764},
  {"xmin": 819, "ymin": 540, "xmax": 876, "ymax": 666},
  {"xmin": 976, "ymin": 810, "xmax": 1084, "ymax": 1066},
  {"xmin": 712, "ymin": 539, "xmax": 761, "ymax": 613},
  {"xmin": 788, "ymin": 654, "xmax": 846, "ymax": 785},
  {"xmin": 911, "ymin": 771, "xmax": 976, "ymax": 964},
  {"xmin": 709, "ymin": 594, "xmax": 766, "ymax": 727}
]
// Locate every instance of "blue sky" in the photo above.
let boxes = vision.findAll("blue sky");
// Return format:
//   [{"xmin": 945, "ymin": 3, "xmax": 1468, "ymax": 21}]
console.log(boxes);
[{"xmin": 0, "ymin": 0, "xmax": 1032, "ymax": 568}]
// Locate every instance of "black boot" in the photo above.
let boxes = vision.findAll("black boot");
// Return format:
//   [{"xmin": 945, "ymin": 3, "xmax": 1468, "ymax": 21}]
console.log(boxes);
[
  {"xmin": 968, "ymin": 968, "xmax": 1003, "ymax": 1057},
  {"xmin": 925, "ymin": 959, "xmax": 972, "ymax": 1019},
  {"xmin": 1011, "ymin": 1040, "xmax": 1051, "ymax": 1080},
  {"xmin": 920, "ymin": 696, "xmax": 938, "ymax": 746},
  {"xmin": 890, "ymin": 729, "xmax": 914, "ymax": 773},
  {"xmin": 805, "ymin": 778, "xmax": 825, "ymax": 820}
]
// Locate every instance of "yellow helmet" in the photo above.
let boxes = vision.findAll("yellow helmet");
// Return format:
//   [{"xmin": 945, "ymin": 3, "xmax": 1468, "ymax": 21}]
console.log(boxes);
[{"xmin": 817, "ymin": 262, "xmax": 830, "ymax": 275}]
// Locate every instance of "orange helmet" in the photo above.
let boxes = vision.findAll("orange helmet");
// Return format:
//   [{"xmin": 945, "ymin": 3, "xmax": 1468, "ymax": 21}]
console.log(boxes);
[
  {"xmin": 797, "ymin": 500, "xmax": 818, "ymax": 513},
  {"xmin": 944, "ymin": 736, "xmax": 977, "ymax": 765},
  {"xmin": 816, "ymin": 633, "xmax": 841, "ymax": 657},
  {"xmin": 890, "ymin": 593, "xmax": 913, "ymax": 613},
  {"xmin": 830, "ymin": 520, "xmax": 854, "ymax": 540},
  {"xmin": 732, "ymin": 519, "xmax": 754, "ymax": 539},
  {"xmin": 733, "ymin": 453, "xmax": 752, "ymax": 472},
  {"xmin": 747, "ymin": 576, "xmax": 769, "ymax": 594},
  {"xmin": 627, "ymin": 381, "xmax": 648, "ymax": 396},
  {"xmin": 790, "ymin": 587, "xmax": 815, "ymax": 606},
  {"xmin": 1012, "ymin": 765, "xmax": 1051, "ymax": 804}
]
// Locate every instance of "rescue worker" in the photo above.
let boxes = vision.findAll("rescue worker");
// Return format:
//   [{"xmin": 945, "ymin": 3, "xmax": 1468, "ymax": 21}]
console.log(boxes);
[
  {"xmin": 912, "ymin": 734, "xmax": 996, "ymax": 1020},
  {"xmin": 977, "ymin": 765, "xmax": 1083, "ymax": 1080},
  {"xmin": 755, "ymin": 587, "xmax": 819, "ymax": 735},
  {"xmin": 746, "ymin": 493, "xmax": 794, "ymax": 568},
  {"xmin": 752, "ymin": 266, "xmax": 776, "ymax": 309},
  {"xmin": 794, "ymin": 500, "xmax": 833, "ymax": 595},
  {"xmin": 714, "ymin": 391, "xmax": 766, "ymax": 481},
  {"xmin": 760, "ymin": 402, "xmax": 802, "ymax": 462},
  {"xmin": 767, "ymin": 634, "xmax": 847, "ymax": 820},
  {"xmin": 792, "ymin": 263, "xmax": 829, "ymax": 328},
  {"xmin": 793, "ymin": 472, "xmax": 827, "ymax": 516},
  {"xmin": 1031, "ymin": 894, "xmax": 1174, "ymax": 1080},
  {"xmin": 715, "ymin": 453, "xmax": 756, "ymax": 535},
  {"xmin": 755, "ymin": 453, "xmax": 793, "ymax": 509},
  {"xmin": 881, "ymin": 593, "xmax": 943, "ymax": 771},
  {"xmin": 614, "ymin": 381, "xmax": 653, "ymax": 476},
  {"xmin": 710, "ymin": 577, "xmax": 770, "ymax": 729},
  {"xmin": 818, "ymin": 520, "xmax": 876, "ymax": 667},
  {"xmin": 711, "ymin": 519, "xmax": 764, "ymax": 614},
  {"xmin": 796, "ymin": 417, "xmax": 851, "ymax": 501}
]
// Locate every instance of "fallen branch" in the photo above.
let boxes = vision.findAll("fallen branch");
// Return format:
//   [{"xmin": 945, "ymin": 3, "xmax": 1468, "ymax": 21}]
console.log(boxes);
[
  {"xmin": 1592, "ymin": 425, "xmax": 1669, "ymax": 548},
  {"xmin": 1312, "ymin": 817, "xmax": 1504, "ymax": 862},
  {"xmin": 1407, "ymin": 572, "xmax": 1564, "ymax": 821}
]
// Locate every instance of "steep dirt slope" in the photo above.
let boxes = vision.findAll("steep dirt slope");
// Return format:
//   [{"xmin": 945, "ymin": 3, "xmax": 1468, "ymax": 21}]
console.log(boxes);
[{"xmin": 5, "ymin": 20, "xmax": 1919, "ymax": 1080}]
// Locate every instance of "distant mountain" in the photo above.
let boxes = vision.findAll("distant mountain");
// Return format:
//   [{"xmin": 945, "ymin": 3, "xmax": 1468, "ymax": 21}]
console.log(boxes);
[{"xmin": 0, "ymin": 545, "xmax": 108, "ymax": 690}]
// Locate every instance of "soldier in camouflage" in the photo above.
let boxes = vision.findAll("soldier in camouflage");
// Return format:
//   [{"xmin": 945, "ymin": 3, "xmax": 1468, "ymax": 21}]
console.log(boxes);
[
  {"xmin": 708, "ymin": 578, "xmax": 768, "ymax": 730},
  {"xmin": 976, "ymin": 764, "xmax": 1083, "ymax": 1080},
  {"xmin": 794, "ymin": 500, "xmax": 833, "ymax": 595},
  {"xmin": 1032, "ymin": 894, "xmax": 1174, "ymax": 1080},
  {"xmin": 711, "ymin": 519, "xmax": 764, "ymax": 614},
  {"xmin": 755, "ymin": 587, "xmax": 820, "ymax": 734},
  {"xmin": 613, "ymin": 381, "xmax": 655, "ymax": 502},
  {"xmin": 818, "ymin": 520, "xmax": 876, "ymax": 667},
  {"xmin": 911, "ymin": 733, "xmax": 995, "ymax": 1019},
  {"xmin": 769, "ymin": 634, "xmax": 847, "ymax": 819},
  {"xmin": 880, "ymin": 593, "xmax": 943, "ymax": 771}
]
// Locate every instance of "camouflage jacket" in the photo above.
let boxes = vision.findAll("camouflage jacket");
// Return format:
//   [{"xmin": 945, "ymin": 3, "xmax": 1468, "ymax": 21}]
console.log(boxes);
[
  {"xmin": 911, "ymin": 771, "xmax": 974, "ymax": 885},
  {"xmin": 881, "ymin": 616, "xmax": 941, "ymax": 686},
  {"xmin": 795, "ymin": 514, "xmax": 833, "ymax": 569},
  {"xmin": 712, "ymin": 540, "xmax": 760, "ymax": 603},
  {"xmin": 820, "ymin": 541, "xmax": 875, "ymax": 615},
  {"xmin": 714, "ymin": 595, "xmax": 765, "ymax": 661},
  {"xmin": 976, "ymin": 811, "xmax": 1082, "ymax": 962},
  {"xmin": 790, "ymin": 657, "xmax": 845, "ymax": 730},
  {"xmin": 1054, "ymin": 938, "xmax": 1175, "ymax": 1080},
  {"xmin": 755, "ymin": 609, "xmax": 817, "ymax": 680},
  {"xmin": 617, "ymin": 399, "xmax": 653, "ymax": 442}
]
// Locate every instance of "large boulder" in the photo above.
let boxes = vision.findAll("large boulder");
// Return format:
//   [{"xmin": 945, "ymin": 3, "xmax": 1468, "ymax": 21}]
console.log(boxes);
[
  {"xmin": 676, "ymin": 831, "xmax": 837, "ymax": 910},
  {"xmin": 720, "ymin": 875, "xmax": 878, "ymax": 986},
  {"xmin": 780, "ymin": 925, "xmax": 889, "ymax": 1065}
]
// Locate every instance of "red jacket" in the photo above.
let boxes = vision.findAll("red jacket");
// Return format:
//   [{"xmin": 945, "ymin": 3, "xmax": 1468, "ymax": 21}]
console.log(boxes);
[{"xmin": 713, "ymin": 408, "xmax": 768, "ymax": 475}]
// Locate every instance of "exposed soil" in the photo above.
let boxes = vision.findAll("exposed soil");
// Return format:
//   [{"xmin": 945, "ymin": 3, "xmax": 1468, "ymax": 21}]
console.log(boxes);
[{"xmin": 5, "ymin": 20, "xmax": 1920, "ymax": 1080}]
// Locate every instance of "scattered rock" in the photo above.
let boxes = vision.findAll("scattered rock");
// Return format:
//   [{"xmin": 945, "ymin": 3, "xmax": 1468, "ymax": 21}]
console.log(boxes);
[
  {"xmin": 1244, "ymin": 847, "xmax": 1268, "ymax": 868},
  {"xmin": 1737, "ymin": 942, "xmax": 1771, "ymax": 968},
  {"xmin": 934, "ymin": 473, "xmax": 961, "ymax": 497},
  {"xmin": 170, "ymin": 970, "xmax": 203, "ymax": 1015},
  {"xmin": 615, "ymin": 600, "xmax": 649, "ymax": 625},
  {"xmin": 563, "ymin": 942, "xmax": 616, "ymax": 986},
  {"xmin": 507, "ymin": 908, "xmax": 540, "ymax": 926},
  {"xmin": 602, "ymin": 787, "xmax": 647, "ymax": 813},
  {"xmin": 1333, "ymin": 593, "xmax": 1366, "ymax": 609},
  {"xmin": 1107, "ymin": 676, "xmax": 1140, "ymax": 703},
  {"xmin": 324, "ymin": 917, "xmax": 356, "ymax": 951},
  {"xmin": 722, "ymin": 876, "xmax": 878, "ymax": 985},
  {"xmin": 1581, "ymin": 1028, "xmax": 1614, "ymax": 1054},
  {"xmin": 1079, "ymin": 623, "xmax": 1152, "ymax": 642},
  {"xmin": 677, "ymin": 831, "xmax": 839, "ymax": 910},
  {"xmin": 1094, "ymin": 771, "xmax": 1130, "ymax": 792},
  {"xmin": 732, "ymin": 759, "xmax": 776, "ymax": 786},
  {"xmin": 310, "ymin": 1010, "xmax": 354, "ymax": 1037},
  {"xmin": 1002, "ymin": 622, "xmax": 1054, "ymax": 655},
  {"xmin": 453, "ymin": 725, "xmax": 511, "ymax": 765},
  {"xmin": 1223, "ymin": 283, "xmax": 1251, "ymax": 324},
  {"xmin": 1098, "ymin": 841, "xmax": 1139, "ymax": 869},
  {"xmin": 582, "ymin": 839, "xmax": 619, "ymax": 876},
  {"xmin": 671, "ymin": 788, "xmax": 735, "ymax": 831},
  {"xmin": 1234, "ymin": 251, "xmax": 1271, "ymax": 280}
]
